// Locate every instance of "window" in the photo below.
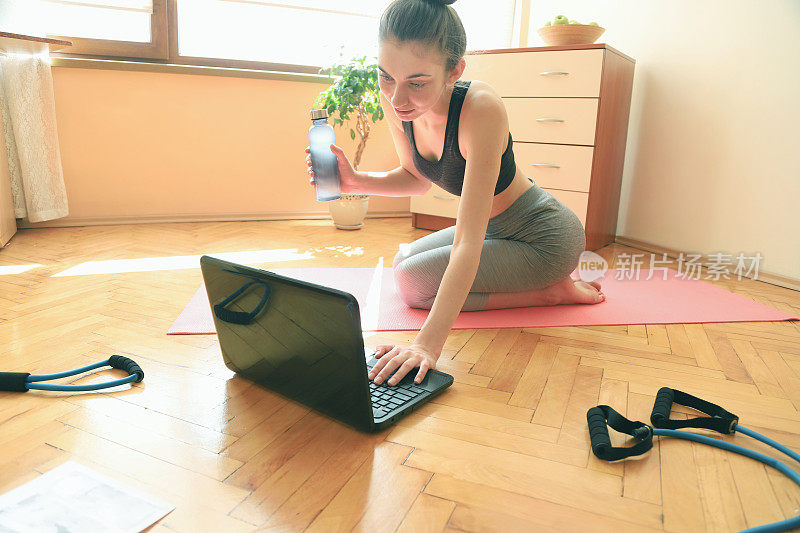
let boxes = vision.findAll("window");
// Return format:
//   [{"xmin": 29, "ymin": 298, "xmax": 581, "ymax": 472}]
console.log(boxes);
[
  {"xmin": 17, "ymin": 0, "xmax": 521, "ymax": 72},
  {"xmin": 37, "ymin": 0, "xmax": 168, "ymax": 59},
  {"xmin": 176, "ymin": 0, "xmax": 517, "ymax": 70},
  {"xmin": 176, "ymin": 1, "xmax": 387, "ymax": 70},
  {"xmin": 45, "ymin": 0, "xmax": 153, "ymax": 42}
]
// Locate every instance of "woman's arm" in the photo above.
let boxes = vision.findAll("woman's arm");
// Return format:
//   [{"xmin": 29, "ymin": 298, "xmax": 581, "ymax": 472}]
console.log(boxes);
[
  {"xmin": 413, "ymin": 242, "xmax": 483, "ymax": 353},
  {"xmin": 411, "ymin": 95, "xmax": 510, "ymax": 354},
  {"xmin": 368, "ymin": 87, "xmax": 511, "ymax": 386},
  {"xmin": 351, "ymin": 92, "xmax": 432, "ymax": 197},
  {"xmin": 352, "ymin": 166, "xmax": 430, "ymax": 197}
]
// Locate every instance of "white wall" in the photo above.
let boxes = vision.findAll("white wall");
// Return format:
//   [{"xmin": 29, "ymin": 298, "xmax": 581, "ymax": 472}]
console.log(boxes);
[{"xmin": 528, "ymin": 1, "xmax": 800, "ymax": 280}]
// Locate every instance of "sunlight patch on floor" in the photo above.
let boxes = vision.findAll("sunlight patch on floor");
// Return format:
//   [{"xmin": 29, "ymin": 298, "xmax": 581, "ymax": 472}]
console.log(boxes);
[
  {"xmin": 361, "ymin": 257, "xmax": 385, "ymax": 333},
  {"xmin": 0, "ymin": 264, "xmax": 43, "ymax": 275},
  {"xmin": 53, "ymin": 249, "xmax": 314, "ymax": 276},
  {"xmin": 311, "ymin": 245, "xmax": 365, "ymax": 257}
]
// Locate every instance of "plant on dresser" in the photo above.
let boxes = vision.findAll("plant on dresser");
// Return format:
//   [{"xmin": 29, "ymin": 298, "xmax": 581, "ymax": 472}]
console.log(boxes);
[{"xmin": 410, "ymin": 44, "xmax": 635, "ymax": 251}]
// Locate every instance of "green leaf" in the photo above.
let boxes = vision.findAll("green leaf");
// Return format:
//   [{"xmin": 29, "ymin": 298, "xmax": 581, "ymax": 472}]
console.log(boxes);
[
  {"xmin": 350, "ymin": 129, "xmax": 356, "ymax": 140},
  {"xmin": 312, "ymin": 50, "xmax": 384, "ymax": 131}
]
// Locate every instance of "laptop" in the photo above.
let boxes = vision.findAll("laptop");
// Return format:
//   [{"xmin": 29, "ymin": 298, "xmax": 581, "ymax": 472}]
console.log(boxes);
[{"xmin": 199, "ymin": 255, "xmax": 454, "ymax": 432}]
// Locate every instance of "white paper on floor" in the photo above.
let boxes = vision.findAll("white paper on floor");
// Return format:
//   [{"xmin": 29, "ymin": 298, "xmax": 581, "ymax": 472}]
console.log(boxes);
[{"xmin": 0, "ymin": 461, "xmax": 174, "ymax": 533}]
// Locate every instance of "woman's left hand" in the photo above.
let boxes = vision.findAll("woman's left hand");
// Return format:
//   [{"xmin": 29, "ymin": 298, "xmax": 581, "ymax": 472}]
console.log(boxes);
[{"xmin": 368, "ymin": 343, "xmax": 439, "ymax": 385}]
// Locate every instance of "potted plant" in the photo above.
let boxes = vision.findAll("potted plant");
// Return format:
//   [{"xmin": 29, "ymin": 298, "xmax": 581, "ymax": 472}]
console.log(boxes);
[{"xmin": 313, "ymin": 48, "xmax": 385, "ymax": 229}]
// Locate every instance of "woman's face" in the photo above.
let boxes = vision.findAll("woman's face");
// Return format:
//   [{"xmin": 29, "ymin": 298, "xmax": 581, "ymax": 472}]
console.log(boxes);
[{"xmin": 378, "ymin": 39, "xmax": 454, "ymax": 121}]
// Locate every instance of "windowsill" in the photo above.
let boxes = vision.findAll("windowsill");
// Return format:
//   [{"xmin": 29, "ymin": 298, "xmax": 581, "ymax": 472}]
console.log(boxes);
[{"xmin": 49, "ymin": 56, "xmax": 335, "ymax": 84}]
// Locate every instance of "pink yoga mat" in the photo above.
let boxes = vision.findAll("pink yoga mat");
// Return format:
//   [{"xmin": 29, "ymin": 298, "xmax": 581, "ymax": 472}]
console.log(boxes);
[{"xmin": 167, "ymin": 267, "xmax": 796, "ymax": 334}]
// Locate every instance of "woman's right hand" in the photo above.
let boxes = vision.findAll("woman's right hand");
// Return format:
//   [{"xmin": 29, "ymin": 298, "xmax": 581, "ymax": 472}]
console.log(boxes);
[{"xmin": 305, "ymin": 144, "xmax": 360, "ymax": 194}]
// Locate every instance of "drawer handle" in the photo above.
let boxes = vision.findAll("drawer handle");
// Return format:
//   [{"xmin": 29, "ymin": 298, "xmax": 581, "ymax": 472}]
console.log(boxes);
[
  {"xmin": 539, "ymin": 71, "xmax": 569, "ymax": 76},
  {"xmin": 433, "ymin": 194, "xmax": 456, "ymax": 200},
  {"xmin": 536, "ymin": 117, "xmax": 565, "ymax": 122},
  {"xmin": 531, "ymin": 163, "xmax": 561, "ymax": 168}
]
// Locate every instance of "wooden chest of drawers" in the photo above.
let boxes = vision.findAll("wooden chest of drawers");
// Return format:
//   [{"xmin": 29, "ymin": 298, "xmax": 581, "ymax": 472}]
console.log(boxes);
[{"xmin": 410, "ymin": 43, "xmax": 635, "ymax": 251}]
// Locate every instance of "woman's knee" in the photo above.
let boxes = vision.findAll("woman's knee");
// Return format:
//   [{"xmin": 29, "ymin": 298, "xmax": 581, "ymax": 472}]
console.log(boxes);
[
  {"xmin": 563, "ymin": 222, "xmax": 586, "ymax": 274},
  {"xmin": 405, "ymin": 294, "xmax": 434, "ymax": 309},
  {"xmin": 393, "ymin": 242, "xmax": 416, "ymax": 268},
  {"xmin": 392, "ymin": 228, "xmax": 455, "ymax": 269},
  {"xmin": 393, "ymin": 261, "xmax": 435, "ymax": 309},
  {"xmin": 396, "ymin": 284, "xmax": 435, "ymax": 309},
  {"xmin": 392, "ymin": 249, "xmax": 406, "ymax": 269}
]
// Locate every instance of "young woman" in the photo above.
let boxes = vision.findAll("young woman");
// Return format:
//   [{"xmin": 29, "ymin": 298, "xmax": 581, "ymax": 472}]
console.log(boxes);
[{"xmin": 305, "ymin": 0, "xmax": 604, "ymax": 387}]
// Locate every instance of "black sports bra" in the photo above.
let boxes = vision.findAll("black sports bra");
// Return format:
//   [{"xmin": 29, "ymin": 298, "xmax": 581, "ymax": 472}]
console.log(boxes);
[{"xmin": 401, "ymin": 80, "xmax": 517, "ymax": 196}]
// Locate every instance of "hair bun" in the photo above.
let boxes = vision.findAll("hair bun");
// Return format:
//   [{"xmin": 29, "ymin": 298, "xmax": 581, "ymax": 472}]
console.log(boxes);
[{"xmin": 423, "ymin": 0, "xmax": 457, "ymax": 6}]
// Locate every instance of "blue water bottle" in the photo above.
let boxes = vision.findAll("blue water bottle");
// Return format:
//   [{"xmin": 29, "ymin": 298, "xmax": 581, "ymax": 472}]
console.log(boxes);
[{"xmin": 308, "ymin": 108, "xmax": 341, "ymax": 201}]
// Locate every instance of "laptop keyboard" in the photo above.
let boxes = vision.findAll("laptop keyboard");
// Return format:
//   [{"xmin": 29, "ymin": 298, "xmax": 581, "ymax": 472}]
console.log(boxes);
[{"xmin": 369, "ymin": 379, "xmax": 427, "ymax": 419}]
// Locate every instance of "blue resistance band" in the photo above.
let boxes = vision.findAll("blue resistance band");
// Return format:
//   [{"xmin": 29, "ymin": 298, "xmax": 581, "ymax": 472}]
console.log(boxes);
[
  {"xmin": 0, "ymin": 355, "xmax": 144, "ymax": 393},
  {"xmin": 587, "ymin": 387, "xmax": 800, "ymax": 533},
  {"xmin": 654, "ymin": 428, "xmax": 800, "ymax": 533}
]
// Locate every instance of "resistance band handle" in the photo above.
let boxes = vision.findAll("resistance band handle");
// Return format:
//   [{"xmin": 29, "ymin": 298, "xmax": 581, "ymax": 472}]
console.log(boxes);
[
  {"xmin": 213, "ymin": 279, "xmax": 270, "ymax": 325},
  {"xmin": 587, "ymin": 405, "xmax": 653, "ymax": 461},
  {"xmin": 588, "ymin": 407, "xmax": 613, "ymax": 450},
  {"xmin": 214, "ymin": 306, "xmax": 259, "ymax": 325},
  {"xmin": 0, "ymin": 372, "xmax": 31, "ymax": 392},
  {"xmin": 108, "ymin": 355, "xmax": 144, "ymax": 382},
  {"xmin": 650, "ymin": 387, "xmax": 738, "ymax": 435}
]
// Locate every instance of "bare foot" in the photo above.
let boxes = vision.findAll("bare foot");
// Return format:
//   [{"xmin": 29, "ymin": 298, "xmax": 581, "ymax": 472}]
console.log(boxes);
[
  {"xmin": 571, "ymin": 277, "xmax": 602, "ymax": 292},
  {"xmin": 585, "ymin": 279, "xmax": 602, "ymax": 292},
  {"xmin": 573, "ymin": 280, "xmax": 605, "ymax": 304},
  {"xmin": 549, "ymin": 276, "xmax": 605, "ymax": 305}
]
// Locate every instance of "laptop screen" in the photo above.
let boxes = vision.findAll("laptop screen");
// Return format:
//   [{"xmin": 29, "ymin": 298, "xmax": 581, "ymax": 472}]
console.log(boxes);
[{"xmin": 200, "ymin": 256, "xmax": 373, "ymax": 431}]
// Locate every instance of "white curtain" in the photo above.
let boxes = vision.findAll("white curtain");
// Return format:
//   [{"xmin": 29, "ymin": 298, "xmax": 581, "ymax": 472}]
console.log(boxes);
[{"xmin": 0, "ymin": 52, "xmax": 69, "ymax": 223}]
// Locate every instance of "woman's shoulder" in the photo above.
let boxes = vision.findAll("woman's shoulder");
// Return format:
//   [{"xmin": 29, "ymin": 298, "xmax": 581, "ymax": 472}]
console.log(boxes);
[
  {"xmin": 458, "ymin": 80, "xmax": 509, "ymax": 158},
  {"xmin": 462, "ymin": 79, "xmax": 503, "ymax": 108},
  {"xmin": 460, "ymin": 80, "xmax": 506, "ymax": 124}
]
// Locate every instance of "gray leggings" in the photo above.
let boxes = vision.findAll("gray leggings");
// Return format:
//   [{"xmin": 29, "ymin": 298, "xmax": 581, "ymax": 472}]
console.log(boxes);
[{"xmin": 392, "ymin": 181, "xmax": 586, "ymax": 311}]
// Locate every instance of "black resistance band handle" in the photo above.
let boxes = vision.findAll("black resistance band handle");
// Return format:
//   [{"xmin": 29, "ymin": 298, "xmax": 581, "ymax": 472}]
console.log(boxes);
[
  {"xmin": 587, "ymin": 405, "xmax": 653, "ymax": 461},
  {"xmin": 213, "ymin": 279, "xmax": 270, "ymax": 325},
  {"xmin": 588, "ymin": 406, "xmax": 613, "ymax": 451},
  {"xmin": 0, "ymin": 372, "xmax": 31, "ymax": 392},
  {"xmin": 214, "ymin": 306, "xmax": 258, "ymax": 325},
  {"xmin": 650, "ymin": 387, "xmax": 738, "ymax": 435},
  {"xmin": 108, "ymin": 355, "xmax": 145, "ymax": 382}
]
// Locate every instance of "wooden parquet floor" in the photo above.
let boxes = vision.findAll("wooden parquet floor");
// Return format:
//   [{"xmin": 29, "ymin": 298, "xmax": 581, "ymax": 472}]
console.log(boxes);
[{"xmin": 1, "ymin": 218, "xmax": 799, "ymax": 532}]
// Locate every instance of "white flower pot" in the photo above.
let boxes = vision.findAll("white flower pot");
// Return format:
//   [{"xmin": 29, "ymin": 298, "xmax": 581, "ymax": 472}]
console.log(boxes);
[{"xmin": 328, "ymin": 196, "xmax": 369, "ymax": 230}]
